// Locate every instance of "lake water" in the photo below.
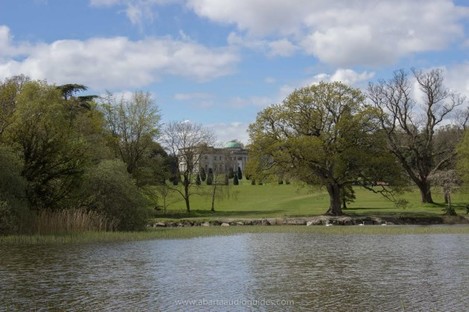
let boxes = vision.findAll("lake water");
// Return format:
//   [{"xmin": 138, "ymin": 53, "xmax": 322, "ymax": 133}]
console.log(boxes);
[{"xmin": 1, "ymin": 232, "xmax": 468, "ymax": 311}]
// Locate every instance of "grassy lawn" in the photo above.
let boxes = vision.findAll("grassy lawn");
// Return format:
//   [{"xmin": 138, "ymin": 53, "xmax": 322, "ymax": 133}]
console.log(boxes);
[
  {"xmin": 3, "ymin": 182, "xmax": 468, "ymax": 246},
  {"xmin": 154, "ymin": 180, "xmax": 469, "ymax": 220}
]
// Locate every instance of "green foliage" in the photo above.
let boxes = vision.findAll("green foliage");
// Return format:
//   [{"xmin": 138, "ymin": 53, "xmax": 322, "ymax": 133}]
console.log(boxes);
[
  {"xmin": 81, "ymin": 160, "xmax": 151, "ymax": 231},
  {"xmin": 100, "ymin": 91, "xmax": 162, "ymax": 182},
  {"xmin": 341, "ymin": 184, "xmax": 355, "ymax": 209},
  {"xmin": 56, "ymin": 83, "xmax": 87, "ymax": 100},
  {"xmin": 0, "ymin": 75, "xmax": 29, "ymax": 138},
  {"xmin": 0, "ymin": 145, "xmax": 28, "ymax": 234},
  {"xmin": 5, "ymin": 81, "xmax": 90, "ymax": 209},
  {"xmin": 248, "ymin": 81, "xmax": 403, "ymax": 215},
  {"xmin": 133, "ymin": 141, "xmax": 169, "ymax": 187}
]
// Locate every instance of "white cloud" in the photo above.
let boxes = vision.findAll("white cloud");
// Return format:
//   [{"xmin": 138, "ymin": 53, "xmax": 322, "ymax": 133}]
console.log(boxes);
[
  {"xmin": 89, "ymin": 0, "xmax": 121, "ymax": 6},
  {"xmin": 0, "ymin": 25, "xmax": 32, "ymax": 58},
  {"xmin": 90, "ymin": 0, "xmax": 467, "ymax": 66},
  {"xmin": 309, "ymin": 69, "xmax": 375, "ymax": 87},
  {"xmin": 187, "ymin": 0, "xmax": 468, "ymax": 67},
  {"xmin": 0, "ymin": 26, "xmax": 239, "ymax": 89},
  {"xmin": 445, "ymin": 63, "xmax": 469, "ymax": 102},
  {"xmin": 187, "ymin": 0, "xmax": 311, "ymax": 36},
  {"xmin": 90, "ymin": 0, "xmax": 182, "ymax": 26},
  {"xmin": 268, "ymin": 39, "xmax": 297, "ymax": 57},
  {"xmin": 206, "ymin": 122, "xmax": 250, "ymax": 145},
  {"xmin": 227, "ymin": 32, "xmax": 267, "ymax": 53},
  {"xmin": 273, "ymin": 69, "xmax": 375, "ymax": 105},
  {"xmin": 301, "ymin": 26, "xmax": 395, "ymax": 66},
  {"xmin": 0, "ymin": 26, "xmax": 11, "ymax": 57}
]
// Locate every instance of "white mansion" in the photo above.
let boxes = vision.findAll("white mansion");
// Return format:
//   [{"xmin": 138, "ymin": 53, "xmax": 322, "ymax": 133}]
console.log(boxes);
[{"xmin": 179, "ymin": 140, "xmax": 249, "ymax": 175}]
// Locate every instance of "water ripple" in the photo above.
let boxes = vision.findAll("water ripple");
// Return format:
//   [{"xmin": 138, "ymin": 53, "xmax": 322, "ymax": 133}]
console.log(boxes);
[{"xmin": 0, "ymin": 233, "xmax": 468, "ymax": 311}]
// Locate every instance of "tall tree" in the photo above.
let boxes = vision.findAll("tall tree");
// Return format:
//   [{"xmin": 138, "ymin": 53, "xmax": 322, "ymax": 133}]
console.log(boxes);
[
  {"xmin": 0, "ymin": 75, "xmax": 29, "ymax": 138},
  {"xmin": 429, "ymin": 170, "xmax": 461, "ymax": 216},
  {"xmin": 207, "ymin": 166, "xmax": 233, "ymax": 212},
  {"xmin": 0, "ymin": 145, "xmax": 27, "ymax": 234},
  {"xmin": 100, "ymin": 91, "xmax": 162, "ymax": 183},
  {"xmin": 249, "ymin": 82, "xmax": 403, "ymax": 215},
  {"xmin": 57, "ymin": 84, "xmax": 97, "ymax": 115},
  {"xmin": 457, "ymin": 130, "xmax": 469, "ymax": 183},
  {"xmin": 368, "ymin": 69, "xmax": 465, "ymax": 203},
  {"xmin": 161, "ymin": 121, "xmax": 215, "ymax": 212},
  {"xmin": 6, "ymin": 81, "xmax": 90, "ymax": 209}
]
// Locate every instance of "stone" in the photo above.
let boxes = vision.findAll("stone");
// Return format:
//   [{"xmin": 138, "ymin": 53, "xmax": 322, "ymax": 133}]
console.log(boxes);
[
  {"xmin": 221, "ymin": 222, "xmax": 230, "ymax": 227},
  {"xmin": 201, "ymin": 222, "xmax": 210, "ymax": 227},
  {"xmin": 285, "ymin": 219, "xmax": 307, "ymax": 225},
  {"xmin": 336, "ymin": 217, "xmax": 353, "ymax": 225},
  {"xmin": 154, "ymin": 222, "xmax": 166, "ymax": 227}
]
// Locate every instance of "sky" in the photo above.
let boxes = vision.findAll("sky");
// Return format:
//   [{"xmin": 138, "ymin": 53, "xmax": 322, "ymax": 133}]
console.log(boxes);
[{"xmin": 1, "ymin": 0, "xmax": 468, "ymax": 144}]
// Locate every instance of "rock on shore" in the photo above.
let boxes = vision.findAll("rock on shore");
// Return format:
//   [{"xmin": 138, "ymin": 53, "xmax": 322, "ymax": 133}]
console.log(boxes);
[{"xmin": 149, "ymin": 215, "xmax": 469, "ymax": 228}]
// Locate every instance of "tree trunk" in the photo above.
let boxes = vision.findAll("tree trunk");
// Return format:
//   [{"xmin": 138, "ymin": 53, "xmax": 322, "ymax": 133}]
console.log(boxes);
[
  {"xmin": 417, "ymin": 180, "xmax": 434, "ymax": 204},
  {"xmin": 211, "ymin": 184, "xmax": 217, "ymax": 212},
  {"xmin": 326, "ymin": 183, "xmax": 342, "ymax": 216},
  {"xmin": 444, "ymin": 190, "xmax": 456, "ymax": 216},
  {"xmin": 183, "ymin": 176, "xmax": 191, "ymax": 213}
]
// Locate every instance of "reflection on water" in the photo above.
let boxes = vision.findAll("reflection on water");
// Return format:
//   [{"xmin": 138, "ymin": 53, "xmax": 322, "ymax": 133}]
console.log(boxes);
[{"xmin": 1, "ymin": 232, "xmax": 468, "ymax": 311}]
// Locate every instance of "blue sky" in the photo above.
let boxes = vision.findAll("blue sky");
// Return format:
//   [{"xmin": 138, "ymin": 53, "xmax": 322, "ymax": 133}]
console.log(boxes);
[{"xmin": 1, "ymin": 0, "xmax": 468, "ymax": 144}]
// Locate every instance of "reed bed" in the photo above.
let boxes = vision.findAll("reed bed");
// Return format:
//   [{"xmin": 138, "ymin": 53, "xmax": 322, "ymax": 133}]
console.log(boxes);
[
  {"xmin": 33, "ymin": 209, "xmax": 117, "ymax": 235},
  {"xmin": 1, "ymin": 225, "xmax": 468, "ymax": 245}
]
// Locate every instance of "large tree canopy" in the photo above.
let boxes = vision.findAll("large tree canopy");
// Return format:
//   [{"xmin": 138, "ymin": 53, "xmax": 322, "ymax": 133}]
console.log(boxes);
[
  {"xmin": 368, "ymin": 69, "xmax": 465, "ymax": 203},
  {"xmin": 100, "ymin": 91, "xmax": 162, "ymax": 183},
  {"xmin": 248, "ymin": 81, "xmax": 403, "ymax": 215},
  {"xmin": 5, "ymin": 81, "xmax": 91, "ymax": 209}
]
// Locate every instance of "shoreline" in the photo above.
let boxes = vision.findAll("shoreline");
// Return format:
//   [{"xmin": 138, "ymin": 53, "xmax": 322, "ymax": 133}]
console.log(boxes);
[{"xmin": 150, "ymin": 214, "xmax": 469, "ymax": 228}]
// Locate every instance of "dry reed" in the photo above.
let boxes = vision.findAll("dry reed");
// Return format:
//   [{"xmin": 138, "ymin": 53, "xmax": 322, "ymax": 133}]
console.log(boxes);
[{"xmin": 34, "ymin": 209, "xmax": 117, "ymax": 234}]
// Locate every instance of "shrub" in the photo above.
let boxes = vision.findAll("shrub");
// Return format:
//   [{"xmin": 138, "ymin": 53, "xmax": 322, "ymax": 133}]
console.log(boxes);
[
  {"xmin": 0, "ymin": 145, "xmax": 29, "ymax": 234},
  {"xmin": 228, "ymin": 167, "xmax": 235, "ymax": 179},
  {"xmin": 206, "ymin": 168, "xmax": 214, "ymax": 185},
  {"xmin": 81, "ymin": 160, "xmax": 151, "ymax": 231},
  {"xmin": 200, "ymin": 168, "xmax": 207, "ymax": 181}
]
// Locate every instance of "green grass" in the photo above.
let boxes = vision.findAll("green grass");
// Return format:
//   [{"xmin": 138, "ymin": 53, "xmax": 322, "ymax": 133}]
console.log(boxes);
[
  {"xmin": 2, "ymin": 225, "xmax": 469, "ymax": 245},
  {"xmin": 154, "ymin": 180, "xmax": 469, "ymax": 220},
  {"xmin": 2, "ymin": 181, "xmax": 468, "ymax": 245}
]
